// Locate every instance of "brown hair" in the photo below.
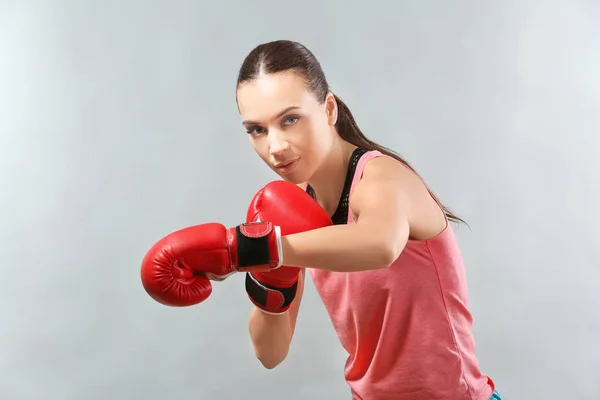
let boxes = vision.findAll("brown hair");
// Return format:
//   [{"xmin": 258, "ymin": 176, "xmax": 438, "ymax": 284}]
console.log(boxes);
[{"xmin": 236, "ymin": 40, "xmax": 465, "ymax": 224}]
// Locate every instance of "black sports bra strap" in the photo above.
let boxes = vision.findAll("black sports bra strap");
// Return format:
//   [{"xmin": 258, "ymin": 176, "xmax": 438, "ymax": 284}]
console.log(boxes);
[{"xmin": 306, "ymin": 147, "xmax": 369, "ymax": 225}]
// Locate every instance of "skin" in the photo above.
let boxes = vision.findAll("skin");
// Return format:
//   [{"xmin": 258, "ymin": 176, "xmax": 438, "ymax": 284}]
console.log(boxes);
[{"xmin": 237, "ymin": 71, "xmax": 448, "ymax": 368}]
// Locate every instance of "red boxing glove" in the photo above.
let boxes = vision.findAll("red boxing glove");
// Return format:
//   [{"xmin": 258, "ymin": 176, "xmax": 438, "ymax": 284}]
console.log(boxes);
[
  {"xmin": 140, "ymin": 220, "xmax": 283, "ymax": 307},
  {"xmin": 244, "ymin": 181, "xmax": 332, "ymax": 314}
]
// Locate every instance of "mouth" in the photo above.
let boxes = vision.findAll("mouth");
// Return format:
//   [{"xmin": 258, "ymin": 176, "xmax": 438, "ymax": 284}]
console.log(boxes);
[{"xmin": 274, "ymin": 159, "xmax": 299, "ymax": 173}]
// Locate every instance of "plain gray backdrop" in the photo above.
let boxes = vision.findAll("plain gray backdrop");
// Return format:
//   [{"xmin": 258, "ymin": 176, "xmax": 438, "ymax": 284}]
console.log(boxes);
[{"xmin": 1, "ymin": 0, "xmax": 598, "ymax": 399}]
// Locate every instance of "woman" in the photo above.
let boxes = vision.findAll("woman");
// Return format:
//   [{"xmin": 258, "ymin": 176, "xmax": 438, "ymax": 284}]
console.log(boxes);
[{"xmin": 235, "ymin": 40, "xmax": 501, "ymax": 400}]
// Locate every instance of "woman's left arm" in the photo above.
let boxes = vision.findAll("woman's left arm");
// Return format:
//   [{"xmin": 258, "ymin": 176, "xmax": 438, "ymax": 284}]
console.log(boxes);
[{"xmin": 280, "ymin": 157, "xmax": 412, "ymax": 272}]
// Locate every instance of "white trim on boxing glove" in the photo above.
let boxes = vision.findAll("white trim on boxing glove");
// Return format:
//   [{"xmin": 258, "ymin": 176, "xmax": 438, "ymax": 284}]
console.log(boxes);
[
  {"xmin": 256, "ymin": 307, "xmax": 289, "ymax": 316},
  {"xmin": 273, "ymin": 225, "xmax": 283, "ymax": 270},
  {"xmin": 255, "ymin": 216, "xmax": 283, "ymax": 271},
  {"xmin": 204, "ymin": 271, "xmax": 237, "ymax": 281}
]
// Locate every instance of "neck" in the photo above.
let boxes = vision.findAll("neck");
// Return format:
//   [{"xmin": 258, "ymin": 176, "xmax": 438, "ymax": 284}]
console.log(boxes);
[{"xmin": 307, "ymin": 138, "xmax": 357, "ymax": 216}]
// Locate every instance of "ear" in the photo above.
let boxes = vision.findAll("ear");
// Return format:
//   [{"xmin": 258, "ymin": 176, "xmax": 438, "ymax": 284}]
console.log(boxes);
[{"xmin": 324, "ymin": 92, "xmax": 338, "ymax": 126}]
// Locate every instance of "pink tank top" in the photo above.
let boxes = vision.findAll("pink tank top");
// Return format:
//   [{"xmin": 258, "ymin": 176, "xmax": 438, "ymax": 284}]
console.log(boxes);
[{"xmin": 308, "ymin": 150, "xmax": 495, "ymax": 400}]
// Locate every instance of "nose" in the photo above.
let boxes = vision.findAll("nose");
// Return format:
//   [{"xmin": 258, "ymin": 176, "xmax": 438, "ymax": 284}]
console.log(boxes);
[{"xmin": 268, "ymin": 130, "xmax": 290, "ymax": 156}]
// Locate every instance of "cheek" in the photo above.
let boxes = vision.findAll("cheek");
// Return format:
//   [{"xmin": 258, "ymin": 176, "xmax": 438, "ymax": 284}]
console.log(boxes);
[
  {"xmin": 248, "ymin": 137, "xmax": 268, "ymax": 158},
  {"xmin": 304, "ymin": 120, "xmax": 332, "ymax": 151},
  {"xmin": 296, "ymin": 126, "xmax": 330, "ymax": 170}
]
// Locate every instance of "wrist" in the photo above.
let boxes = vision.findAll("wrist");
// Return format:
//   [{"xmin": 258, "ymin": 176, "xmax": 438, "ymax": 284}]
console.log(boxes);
[{"xmin": 230, "ymin": 222, "xmax": 282, "ymax": 272}]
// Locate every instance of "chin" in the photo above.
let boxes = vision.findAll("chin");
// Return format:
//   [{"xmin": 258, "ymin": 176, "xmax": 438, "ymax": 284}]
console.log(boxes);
[
  {"xmin": 271, "ymin": 169, "xmax": 308, "ymax": 185},
  {"xmin": 274, "ymin": 174, "xmax": 304, "ymax": 185}
]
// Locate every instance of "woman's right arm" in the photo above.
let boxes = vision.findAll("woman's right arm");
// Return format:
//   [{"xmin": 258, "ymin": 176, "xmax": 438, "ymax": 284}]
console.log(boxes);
[{"xmin": 248, "ymin": 268, "xmax": 306, "ymax": 369}]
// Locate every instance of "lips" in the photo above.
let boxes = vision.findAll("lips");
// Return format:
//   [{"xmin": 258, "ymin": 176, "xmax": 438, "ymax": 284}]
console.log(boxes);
[
  {"xmin": 274, "ymin": 159, "xmax": 299, "ymax": 173},
  {"xmin": 275, "ymin": 161, "xmax": 295, "ymax": 168}
]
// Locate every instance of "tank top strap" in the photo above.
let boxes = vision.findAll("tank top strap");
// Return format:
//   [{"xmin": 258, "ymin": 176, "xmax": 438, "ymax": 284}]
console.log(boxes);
[{"xmin": 347, "ymin": 149, "xmax": 389, "ymax": 224}]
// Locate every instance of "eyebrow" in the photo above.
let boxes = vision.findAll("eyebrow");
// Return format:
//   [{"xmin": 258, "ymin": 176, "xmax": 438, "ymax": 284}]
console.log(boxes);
[{"xmin": 242, "ymin": 106, "xmax": 301, "ymax": 125}]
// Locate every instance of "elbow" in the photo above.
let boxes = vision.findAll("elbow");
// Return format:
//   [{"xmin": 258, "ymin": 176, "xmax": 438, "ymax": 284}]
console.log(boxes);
[
  {"xmin": 256, "ymin": 349, "xmax": 288, "ymax": 370},
  {"xmin": 258, "ymin": 357, "xmax": 283, "ymax": 370}
]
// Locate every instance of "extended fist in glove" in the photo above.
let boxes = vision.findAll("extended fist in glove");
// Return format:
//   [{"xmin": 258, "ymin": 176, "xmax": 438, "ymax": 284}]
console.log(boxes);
[
  {"xmin": 140, "ymin": 180, "xmax": 331, "ymax": 311},
  {"xmin": 140, "ymin": 219, "xmax": 282, "ymax": 307}
]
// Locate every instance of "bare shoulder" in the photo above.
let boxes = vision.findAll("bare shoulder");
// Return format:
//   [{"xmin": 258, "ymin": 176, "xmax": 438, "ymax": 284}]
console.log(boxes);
[
  {"xmin": 350, "ymin": 156, "xmax": 415, "ymax": 216},
  {"xmin": 352, "ymin": 155, "xmax": 422, "ymax": 200},
  {"xmin": 352, "ymin": 155, "xmax": 447, "ymax": 240},
  {"xmin": 361, "ymin": 155, "xmax": 417, "ymax": 183}
]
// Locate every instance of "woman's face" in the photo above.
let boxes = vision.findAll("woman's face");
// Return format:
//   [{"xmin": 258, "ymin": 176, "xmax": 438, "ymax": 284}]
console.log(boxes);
[{"xmin": 236, "ymin": 71, "xmax": 337, "ymax": 184}]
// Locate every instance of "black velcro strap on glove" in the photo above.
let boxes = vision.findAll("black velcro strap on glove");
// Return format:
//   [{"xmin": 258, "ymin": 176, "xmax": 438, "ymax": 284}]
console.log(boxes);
[
  {"xmin": 235, "ymin": 224, "xmax": 272, "ymax": 267},
  {"xmin": 245, "ymin": 273, "xmax": 298, "ymax": 314}
]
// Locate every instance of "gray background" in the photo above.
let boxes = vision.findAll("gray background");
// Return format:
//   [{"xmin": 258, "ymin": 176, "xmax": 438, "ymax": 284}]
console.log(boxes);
[{"xmin": 1, "ymin": 0, "xmax": 598, "ymax": 399}]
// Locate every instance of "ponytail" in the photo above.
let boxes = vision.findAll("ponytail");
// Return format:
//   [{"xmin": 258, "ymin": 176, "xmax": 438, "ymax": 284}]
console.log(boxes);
[{"xmin": 333, "ymin": 94, "xmax": 466, "ymax": 224}]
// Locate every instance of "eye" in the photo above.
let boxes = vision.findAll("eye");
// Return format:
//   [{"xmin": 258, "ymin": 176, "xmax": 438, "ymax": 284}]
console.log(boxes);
[
  {"xmin": 283, "ymin": 115, "xmax": 300, "ymax": 126},
  {"xmin": 246, "ymin": 125, "xmax": 266, "ymax": 135}
]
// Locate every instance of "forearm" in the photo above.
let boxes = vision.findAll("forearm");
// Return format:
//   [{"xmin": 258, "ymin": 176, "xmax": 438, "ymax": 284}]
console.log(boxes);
[
  {"xmin": 280, "ymin": 223, "xmax": 406, "ymax": 272},
  {"xmin": 247, "ymin": 269, "xmax": 305, "ymax": 369},
  {"xmin": 248, "ymin": 308, "xmax": 292, "ymax": 369}
]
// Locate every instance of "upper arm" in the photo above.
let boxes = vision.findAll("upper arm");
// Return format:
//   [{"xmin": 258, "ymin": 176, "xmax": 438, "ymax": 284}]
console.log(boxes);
[{"xmin": 349, "ymin": 157, "xmax": 413, "ymax": 257}]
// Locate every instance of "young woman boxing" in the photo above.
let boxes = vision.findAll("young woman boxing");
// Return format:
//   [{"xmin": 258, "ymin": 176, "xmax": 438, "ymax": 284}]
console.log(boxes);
[{"xmin": 141, "ymin": 40, "xmax": 501, "ymax": 400}]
